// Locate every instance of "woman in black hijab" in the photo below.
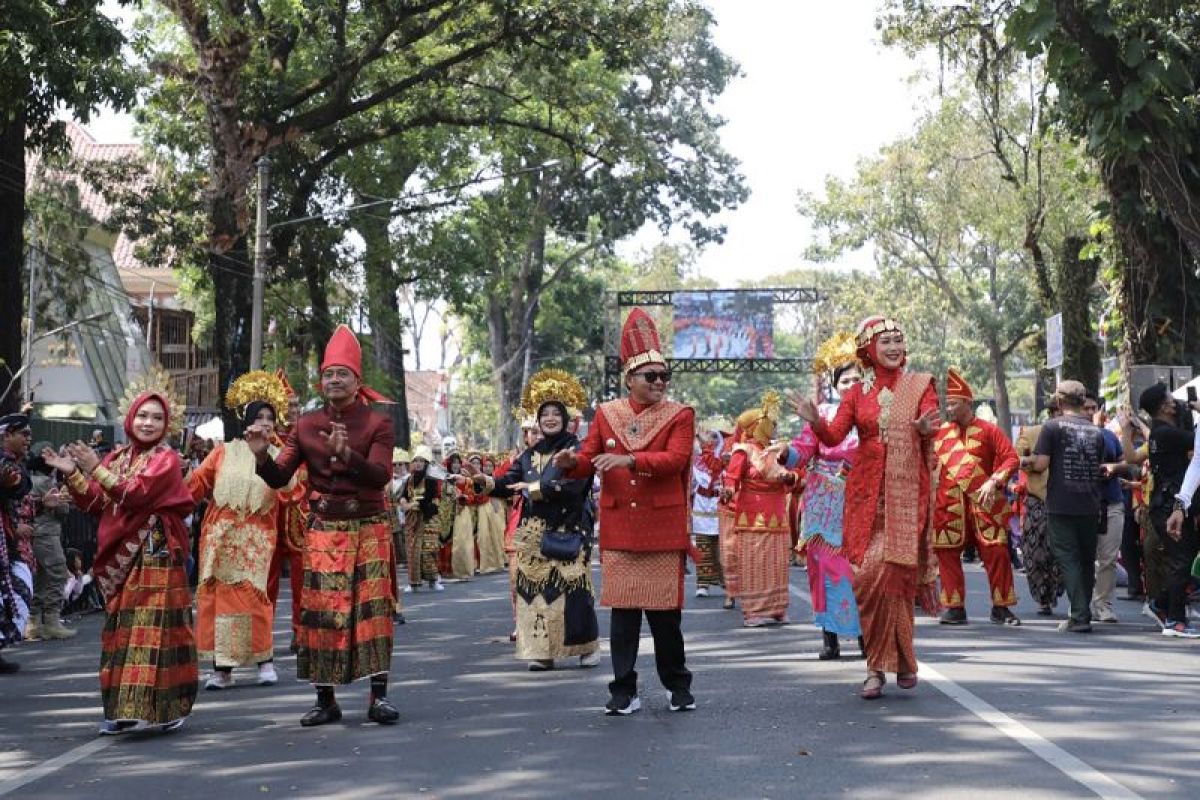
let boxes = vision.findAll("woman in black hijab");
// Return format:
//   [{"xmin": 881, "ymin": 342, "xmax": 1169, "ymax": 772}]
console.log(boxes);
[{"xmin": 465, "ymin": 384, "xmax": 600, "ymax": 671}]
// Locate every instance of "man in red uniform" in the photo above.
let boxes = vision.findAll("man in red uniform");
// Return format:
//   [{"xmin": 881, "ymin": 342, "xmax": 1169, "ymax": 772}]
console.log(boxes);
[
  {"xmin": 933, "ymin": 368, "xmax": 1022, "ymax": 626},
  {"xmin": 249, "ymin": 325, "xmax": 399, "ymax": 726},
  {"xmin": 554, "ymin": 308, "xmax": 696, "ymax": 715}
]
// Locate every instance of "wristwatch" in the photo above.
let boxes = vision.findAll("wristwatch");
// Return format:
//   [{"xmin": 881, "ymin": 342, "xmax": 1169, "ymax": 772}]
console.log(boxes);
[{"xmin": 1173, "ymin": 498, "xmax": 1187, "ymax": 514}]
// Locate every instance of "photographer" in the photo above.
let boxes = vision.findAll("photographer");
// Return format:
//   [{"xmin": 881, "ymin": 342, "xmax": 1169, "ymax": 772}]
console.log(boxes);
[{"xmin": 1136, "ymin": 383, "xmax": 1198, "ymax": 637}]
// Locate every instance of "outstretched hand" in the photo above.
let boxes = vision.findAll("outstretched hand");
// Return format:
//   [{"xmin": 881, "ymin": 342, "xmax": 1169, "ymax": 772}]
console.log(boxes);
[
  {"xmin": 65, "ymin": 442, "xmax": 100, "ymax": 474},
  {"xmin": 791, "ymin": 390, "xmax": 819, "ymax": 424},
  {"xmin": 244, "ymin": 422, "xmax": 274, "ymax": 459},
  {"xmin": 1166, "ymin": 508, "xmax": 1185, "ymax": 540},
  {"xmin": 913, "ymin": 408, "xmax": 942, "ymax": 437},
  {"xmin": 551, "ymin": 449, "xmax": 577, "ymax": 471},
  {"xmin": 41, "ymin": 447, "xmax": 77, "ymax": 476}
]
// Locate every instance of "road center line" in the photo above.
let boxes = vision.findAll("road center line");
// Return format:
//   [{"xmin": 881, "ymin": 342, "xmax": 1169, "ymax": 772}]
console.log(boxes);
[
  {"xmin": 788, "ymin": 583, "xmax": 1143, "ymax": 800},
  {"xmin": 0, "ymin": 737, "xmax": 112, "ymax": 798}
]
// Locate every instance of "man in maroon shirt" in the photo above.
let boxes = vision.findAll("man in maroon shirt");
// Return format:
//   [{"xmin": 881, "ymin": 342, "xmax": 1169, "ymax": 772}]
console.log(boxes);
[
  {"xmin": 555, "ymin": 308, "xmax": 696, "ymax": 716},
  {"xmin": 248, "ymin": 325, "xmax": 398, "ymax": 727}
]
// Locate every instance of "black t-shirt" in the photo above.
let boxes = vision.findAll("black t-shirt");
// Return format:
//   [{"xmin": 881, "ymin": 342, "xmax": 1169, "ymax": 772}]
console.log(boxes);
[
  {"xmin": 1034, "ymin": 415, "xmax": 1106, "ymax": 516},
  {"xmin": 1148, "ymin": 419, "xmax": 1193, "ymax": 508}
]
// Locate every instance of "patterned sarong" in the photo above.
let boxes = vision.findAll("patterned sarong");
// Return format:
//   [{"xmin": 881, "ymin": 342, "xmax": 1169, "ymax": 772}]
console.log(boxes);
[
  {"xmin": 734, "ymin": 533, "xmax": 790, "ymax": 620},
  {"xmin": 718, "ymin": 506, "xmax": 738, "ymax": 598},
  {"xmin": 694, "ymin": 534, "xmax": 723, "ymax": 587},
  {"xmin": 100, "ymin": 530, "xmax": 197, "ymax": 725},
  {"xmin": 298, "ymin": 514, "xmax": 394, "ymax": 685},
  {"xmin": 600, "ymin": 550, "xmax": 685, "ymax": 610}
]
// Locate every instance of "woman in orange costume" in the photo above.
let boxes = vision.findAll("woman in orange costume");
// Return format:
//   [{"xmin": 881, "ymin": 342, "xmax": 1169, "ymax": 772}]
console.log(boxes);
[
  {"xmin": 794, "ymin": 317, "xmax": 941, "ymax": 700},
  {"xmin": 188, "ymin": 371, "xmax": 298, "ymax": 689},
  {"xmin": 46, "ymin": 370, "xmax": 198, "ymax": 734},
  {"xmin": 722, "ymin": 392, "xmax": 798, "ymax": 627}
]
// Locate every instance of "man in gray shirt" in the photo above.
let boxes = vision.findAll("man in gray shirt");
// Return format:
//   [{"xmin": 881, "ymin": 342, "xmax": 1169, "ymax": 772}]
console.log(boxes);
[{"xmin": 1032, "ymin": 381, "xmax": 1106, "ymax": 633}]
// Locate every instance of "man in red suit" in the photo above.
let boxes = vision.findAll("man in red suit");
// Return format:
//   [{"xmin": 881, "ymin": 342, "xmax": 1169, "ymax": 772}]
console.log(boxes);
[
  {"xmin": 249, "ymin": 325, "xmax": 399, "ymax": 727},
  {"xmin": 933, "ymin": 368, "xmax": 1021, "ymax": 626},
  {"xmin": 554, "ymin": 308, "xmax": 696, "ymax": 716}
]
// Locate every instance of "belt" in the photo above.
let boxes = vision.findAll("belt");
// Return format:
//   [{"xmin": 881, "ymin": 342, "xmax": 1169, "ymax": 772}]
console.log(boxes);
[{"xmin": 309, "ymin": 494, "xmax": 382, "ymax": 518}]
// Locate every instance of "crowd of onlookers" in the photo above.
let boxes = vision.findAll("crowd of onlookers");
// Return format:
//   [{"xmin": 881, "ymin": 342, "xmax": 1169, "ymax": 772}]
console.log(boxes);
[{"xmin": 1013, "ymin": 379, "xmax": 1200, "ymax": 637}]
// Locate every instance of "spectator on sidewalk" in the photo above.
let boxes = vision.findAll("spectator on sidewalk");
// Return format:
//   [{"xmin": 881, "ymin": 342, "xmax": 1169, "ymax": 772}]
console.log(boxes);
[
  {"xmin": 25, "ymin": 444, "xmax": 76, "ymax": 640},
  {"xmin": 1033, "ymin": 381, "xmax": 1106, "ymax": 633}
]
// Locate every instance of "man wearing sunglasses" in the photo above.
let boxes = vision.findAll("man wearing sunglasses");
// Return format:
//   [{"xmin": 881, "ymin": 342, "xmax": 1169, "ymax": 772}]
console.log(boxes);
[{"xmin": 554, "ymin": 308, "xmax": 696, "ymax": 716}]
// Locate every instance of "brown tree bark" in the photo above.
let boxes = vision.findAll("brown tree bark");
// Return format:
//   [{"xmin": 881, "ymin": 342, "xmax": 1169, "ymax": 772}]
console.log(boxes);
[
  {"xmin": 0, "ymin": 105, "xmax": 26, "ymax": 413},
  {"xmin": 1056, "ymin": 235, "xmax": 1101, "ymax": 392}
]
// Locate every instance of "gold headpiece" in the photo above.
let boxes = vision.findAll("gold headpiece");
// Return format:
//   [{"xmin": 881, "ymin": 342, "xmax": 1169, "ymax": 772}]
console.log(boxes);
[
  {"xmin": 520, "ymin": 368, "xmax": 588, "ymax": 418},
  {"xmin": 735, "ymin": 390, "xmax": 781, "ymax": 446},
  {"xmin": 813, "ymin": 332, "xmax": 862, "ymax": 377},
  {"xmin": 119, "ymin": 365, "xmax": 186, "ymax": 438},
  {"xmin": 225, "ymin": 370, "xmax": 291, "ymax": 425}
]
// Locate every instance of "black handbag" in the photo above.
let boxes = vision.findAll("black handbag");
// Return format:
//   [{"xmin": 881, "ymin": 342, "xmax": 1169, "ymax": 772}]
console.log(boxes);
[{"xmin": 540, "ymin": 529, "xmax": 583, "ymax": 561}]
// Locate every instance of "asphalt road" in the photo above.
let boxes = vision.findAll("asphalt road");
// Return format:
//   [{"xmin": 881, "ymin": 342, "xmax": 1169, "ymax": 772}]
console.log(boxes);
[{"xmin": 1, "ymin": 561, "xmax": 1197, "ymax": 799}]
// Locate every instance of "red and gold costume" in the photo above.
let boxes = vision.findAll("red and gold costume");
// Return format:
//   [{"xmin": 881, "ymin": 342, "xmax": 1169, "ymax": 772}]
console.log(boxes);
[
  {"xmin": 267, "ymin": 369, "xmax": 308, "ymax": 644},
  {"xmin": 257, "ymin": 326, "xmax": 396, "ymax": 688},
  {"xmin": 189, "ymin": 371, "xmax": 300, "ymax": 669},
  {"xmin": 933, "ymin": 369, "xmax": 1020, "ymax": 611},
  {"xmin": 725, "ymin": 392, "xmax": 795, "ymax": 625},
  {"xmin": 474, "ymin": 456, "xmax": 507, "ymax": 574},
  {"xmin": 808, "ymin": 316, "xmax": 939, "ymax": 683},
  {"xmin": 568, "ymin": 308, "xmax": 695, "ymax": 705},
  {"xmin": 65, "ymin": 376, "xmax": 197, "ymax": 729}
]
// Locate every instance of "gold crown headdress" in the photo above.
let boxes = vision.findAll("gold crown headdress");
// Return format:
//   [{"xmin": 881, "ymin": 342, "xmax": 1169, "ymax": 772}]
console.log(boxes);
[
  {"xmin": 119, "ymin": 365, "xmax": 186, "ymax": 438},
  {"xmin": 225, "ymin": 370, "xmax": 291, "ymax": 425},
  {"xmin": 520, "ymin": 368, "xmax": 588, "ymax": 418},
  {"xmin": 813, "ymin": 332, "xmax": 862, "ymax": 377},
  {"xmin": 735, "ymin": 390, "xmax": 781, "ymax": 445}
]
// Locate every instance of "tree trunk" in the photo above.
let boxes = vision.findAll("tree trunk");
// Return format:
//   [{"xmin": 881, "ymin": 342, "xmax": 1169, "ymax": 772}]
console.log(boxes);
[
  {"xmin": 1103, "ymin": 162, "xmax": 1159, "ymax": 364},
  {"xmin": 0, "ymin": 106, "xmax": 25, "ymax": 414},
  {"xmin": 1056, "ymin": 235, "xmax": 1101, "ymax": 392},
  {"xmin": 354, "ymin": 201, "xmax": 411, "ymax": 448},
  {"xmin": 299, "ymin": 227, "xmax": 334, "ymax": 355},
  {"xmin": 987, "ymin": 339, "xmax": 1011, "ymax": 434}
]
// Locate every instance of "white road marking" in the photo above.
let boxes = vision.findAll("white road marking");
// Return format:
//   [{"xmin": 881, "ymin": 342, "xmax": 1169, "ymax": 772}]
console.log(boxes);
[
  {"xmin": 0, "ymin": 737, "xmax": 112, "ymax": 797},
  {"xmin": 788, "ymin": 583, "xmax": 1143, "ymax": 800}
]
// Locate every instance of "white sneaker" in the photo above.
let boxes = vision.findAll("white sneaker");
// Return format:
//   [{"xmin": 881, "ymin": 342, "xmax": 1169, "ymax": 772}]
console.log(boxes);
[
  {"xmin": 432, "ymin": 581, "xmax": 445, "ymax": 592},
  {"xmin": 402, "ymin": 585, "xmax": 414, "ymax": 594},
  {"xmin": 204, "ymin": 671, "xmax": 234, "ymax": 690},
  {"xmin": 695, "ymin": 587, "xmax": 709, "ymax": 598},
  {"xmin": 579, "ymin": 652, "xmax": 601, "ymax": 668},
  {"xmin": 257, "ymin": 663, "xmax": 278, "ymax": 685}
]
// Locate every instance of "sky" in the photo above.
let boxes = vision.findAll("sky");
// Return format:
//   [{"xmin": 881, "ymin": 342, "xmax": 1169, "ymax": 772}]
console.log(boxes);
[{"xmin": 618, "ymin": 1, "xmax": 929, "ymax": 282}]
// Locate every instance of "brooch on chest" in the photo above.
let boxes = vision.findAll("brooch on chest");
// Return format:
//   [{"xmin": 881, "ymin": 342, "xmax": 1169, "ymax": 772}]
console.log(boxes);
[{"xmin": 877, "ymin": 387, "xmax": 894, "ymax": 438}]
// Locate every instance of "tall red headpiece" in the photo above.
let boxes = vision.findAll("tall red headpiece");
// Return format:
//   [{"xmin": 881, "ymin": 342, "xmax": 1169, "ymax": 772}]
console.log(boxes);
[
  {"xmin": 319, "ymin": 324, "xmax": 392, "ymax": 404},
  {"xmin": 946, "ymin": 367, "xmax": 973, "ymax": 402},
  {"xmin": 274, "ymin": 368, "xmax": 297, "ymax": 399},
  {"xmin": 620, "ymin": 308, "xmax": 666, "ymax": 374}
]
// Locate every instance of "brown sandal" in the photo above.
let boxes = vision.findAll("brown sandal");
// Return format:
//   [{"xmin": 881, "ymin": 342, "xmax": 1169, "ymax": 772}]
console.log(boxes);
[
  {"xmin": 860, "ymin": 672, "xmax": 885, "ymax": 700},
  {"xmin": 897, "ymin": 672, "xmax": 918, "ymax": 689}
]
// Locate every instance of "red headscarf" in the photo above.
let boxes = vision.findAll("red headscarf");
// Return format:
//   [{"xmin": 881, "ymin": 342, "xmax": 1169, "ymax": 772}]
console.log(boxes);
[
  {"xmin": 124, "ymin": 392, "xmax": 171, "ymax": 451},
  {"xmin": 854, "ymin": 315, "xmax": 906, "ymax": 388}
]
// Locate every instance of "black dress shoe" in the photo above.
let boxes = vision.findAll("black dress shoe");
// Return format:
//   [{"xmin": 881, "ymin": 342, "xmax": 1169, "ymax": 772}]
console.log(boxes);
[
  {"xmin": 0, "ymin": 655, "xmax": 19, "ymax": 675},
  {"xmin": 818, "ymin": 631, "xmax": 840, "ymax": 660},
  {"xmin": 300, "ymin": 704, "xmax": 343, "ymax": 727},
  {"xmin": 939, "ymin": 607, "xmax": 968, "ymax": 625},
  {"xmin": 367, "ymin": 697, "xmax": 400, "ymax": 724},
  {"xmin": 989, "ymin": 606, "xmax": 1021, "ymax": 626},
  {"xmin": 393, "ymin": 612, "xmax": 406, "ymax": 625}
]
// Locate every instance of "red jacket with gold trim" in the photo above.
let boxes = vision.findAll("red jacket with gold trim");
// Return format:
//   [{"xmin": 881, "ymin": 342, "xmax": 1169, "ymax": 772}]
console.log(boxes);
[{"xmin": 568, "ymin": 398, "xmax": 694, "ymax": 551}]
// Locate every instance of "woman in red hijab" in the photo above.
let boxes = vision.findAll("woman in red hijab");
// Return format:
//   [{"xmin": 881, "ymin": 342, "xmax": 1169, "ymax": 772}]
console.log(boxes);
[
  {"xmin": 45, "ymin": 373, "xmax": 198, "ymax": 733},
  {"xmin": 794, "ymin": 317, "xmax": 941, "ymax": 700}
]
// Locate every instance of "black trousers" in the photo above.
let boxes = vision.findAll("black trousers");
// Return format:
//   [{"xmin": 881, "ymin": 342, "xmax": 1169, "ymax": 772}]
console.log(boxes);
[
  {"xmin": 608, "ymin": 608, "xmax": 691, "ymax": 698},
  {"xmin": 1155, "ymin": 520, "xmax": 1200, "ymax": 624},
  {"xmin": 1120, "ymin": 504, "xmax": 1144, "ymax": 596}
]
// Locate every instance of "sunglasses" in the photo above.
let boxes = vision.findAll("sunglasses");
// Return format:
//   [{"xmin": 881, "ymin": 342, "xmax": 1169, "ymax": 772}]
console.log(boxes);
[{"xmin": 636, "ymin": 370, "xmax": 672, "ymax": 384}]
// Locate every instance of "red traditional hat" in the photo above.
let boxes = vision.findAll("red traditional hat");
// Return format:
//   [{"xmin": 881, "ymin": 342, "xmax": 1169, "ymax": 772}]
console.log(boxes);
[
  {"xmin": 319, "ymin": 324, "xmax": 392, "ymax": 403},
  {"xmin": 274, "ymin": 368, "xmax": 297, "ymax": 399},
  {"xmin": 620, "ymin": 308, "xmax": 666, "ymax": 374},
  {"xmin": 946, "ymin": 367, "xmax": 973, "ymax": 402}
]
